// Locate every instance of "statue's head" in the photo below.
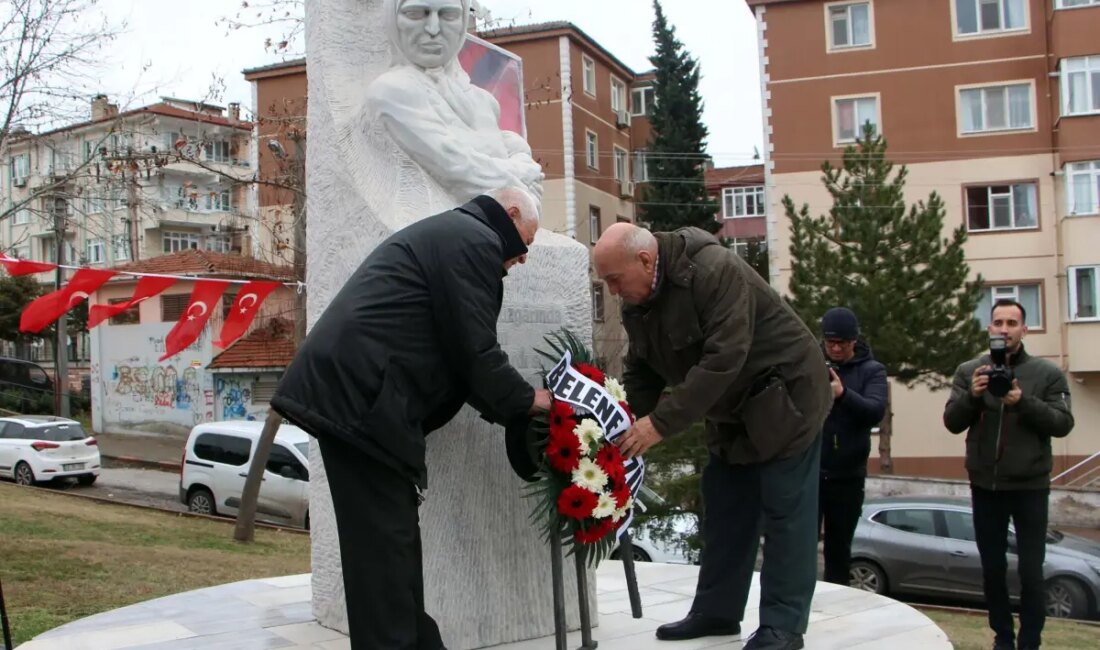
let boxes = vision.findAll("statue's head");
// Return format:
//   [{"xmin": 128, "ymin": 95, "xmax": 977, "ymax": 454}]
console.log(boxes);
[{"xmin": 388, "ymin": 0, "xmax": 470, "ymax": 71}]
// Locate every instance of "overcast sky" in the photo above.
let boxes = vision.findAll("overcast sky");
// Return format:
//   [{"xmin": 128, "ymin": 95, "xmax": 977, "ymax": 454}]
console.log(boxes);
[{"xmin": 95, "ymin": 0, "xmax": 763, "ymax": 167}]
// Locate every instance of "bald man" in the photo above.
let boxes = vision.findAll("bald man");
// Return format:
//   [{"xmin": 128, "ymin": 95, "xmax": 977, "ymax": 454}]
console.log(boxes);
[{"xmin": 595, "ymin": 224, "xmax": 831, "ymax": 650}]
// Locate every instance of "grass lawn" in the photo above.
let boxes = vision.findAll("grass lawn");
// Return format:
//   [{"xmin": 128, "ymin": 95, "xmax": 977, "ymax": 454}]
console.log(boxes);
[
  {"xmin": 922, "ymin": 607, "xmax": 1100, "ymax": 649},
  {"xmin": 0, "ymin": 483, "xmax": 310, "ymax": 646}
]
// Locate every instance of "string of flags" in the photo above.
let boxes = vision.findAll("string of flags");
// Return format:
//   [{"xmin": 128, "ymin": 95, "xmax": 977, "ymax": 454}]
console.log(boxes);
[{"xmin": 0, "ymin": 254, "xmax": 301, "ymax": 362}]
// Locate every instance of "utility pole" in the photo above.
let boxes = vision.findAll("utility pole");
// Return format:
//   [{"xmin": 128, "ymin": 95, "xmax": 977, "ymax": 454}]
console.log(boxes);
[
  {"xmin": 127, "ymin": 167, "xmax": 140, "ymax": 261},
  {"xmin": 234, "ymin": 130, "xmax": 306, "ymax": 542},
  {"xmin": 53, "ymin": 200, "xmax": 70, "ymax": 418}
]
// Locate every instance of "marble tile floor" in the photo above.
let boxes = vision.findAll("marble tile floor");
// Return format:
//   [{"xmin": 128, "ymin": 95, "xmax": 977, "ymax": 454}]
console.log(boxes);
[{"xmin": 21, "ymin": 562, "xmax": 952, "ymax": 649}]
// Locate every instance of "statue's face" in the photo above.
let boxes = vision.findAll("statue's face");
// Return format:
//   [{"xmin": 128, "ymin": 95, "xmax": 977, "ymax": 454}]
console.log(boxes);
[{"xmin": 396, "ymin": 0, "xmax": 466, "ymax": 69}]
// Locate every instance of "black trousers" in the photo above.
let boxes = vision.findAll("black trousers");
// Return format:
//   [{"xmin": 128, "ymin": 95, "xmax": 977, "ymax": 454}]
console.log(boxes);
[
  {"xmin": 971, "ymin": 486, "xmax": 1049, "ymax": 649},
  {"xmin": 318, "ymin": 435, "xmax": 443, "ymax": 650},
  {"xmin": 818, "ymin": 476, "xmax": 865, "ymax": 585},
  {"xmin": 691, "ymin": 435, "xmax": 821, "ymax": 634}
]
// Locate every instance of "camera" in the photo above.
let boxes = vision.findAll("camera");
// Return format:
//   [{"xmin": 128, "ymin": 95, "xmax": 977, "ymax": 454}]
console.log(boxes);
[{"xmin": 982, "ymin": 335, "xmax": 1014, "ymax": 398}]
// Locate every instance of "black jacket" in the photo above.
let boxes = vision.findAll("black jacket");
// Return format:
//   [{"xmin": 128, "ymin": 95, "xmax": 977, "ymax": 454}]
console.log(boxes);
[
  {"xmin": 943, "ymin": 345, "xmax": 1074, "ymax": 490},
  {"xmin": 820, "ymin": 340, "xmax": 888, "ymax": 479},
  {"xmin": 270, "ymin": 196, "xmax": 535, "ymax": 488}
]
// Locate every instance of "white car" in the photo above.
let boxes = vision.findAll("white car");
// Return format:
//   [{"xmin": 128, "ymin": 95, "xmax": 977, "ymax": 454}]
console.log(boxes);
[
  {"xmin": 612, "ymin": 512, "xmax": 699, "ymax": 564},
  {"xmin": 0, "ymin": 415, "xmax": 101, "ymax": 486},
  {"xmin": 179, "ymin": 420, "xmax": 311, "ymax": 529}
]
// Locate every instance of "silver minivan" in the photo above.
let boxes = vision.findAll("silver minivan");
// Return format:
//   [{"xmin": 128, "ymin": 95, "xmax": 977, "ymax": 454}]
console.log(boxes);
[{"xmin": 179, "ymin": 420, "xmax": 311, "ymax": 529}]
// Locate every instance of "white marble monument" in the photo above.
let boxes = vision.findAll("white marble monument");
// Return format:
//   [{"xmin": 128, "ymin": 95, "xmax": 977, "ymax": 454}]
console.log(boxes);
[{"xmin": 306, "ymin": 0, "xmax": 594, "ymax": 647}]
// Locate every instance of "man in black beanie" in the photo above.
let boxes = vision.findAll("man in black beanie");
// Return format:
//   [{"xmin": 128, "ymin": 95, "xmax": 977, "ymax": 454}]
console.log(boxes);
[{"xmin": 817, "ymin": 307, "xmax": 888, "ymax": 585}]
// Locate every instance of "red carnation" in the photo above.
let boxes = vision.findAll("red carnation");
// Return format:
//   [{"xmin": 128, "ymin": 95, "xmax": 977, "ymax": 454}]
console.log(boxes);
[
  {"xmin": 574, "ymin": 363, "xmax": 605, "ymax": 386},
  {"xmin": 546, "ymin": 433, "xmax": 581, "ymax": 474},
  {"xmin": 549, "ymin": 400, "xmax": 577, "ymax": 436},
  {"xmin": 619, "ymin": 401, "xmax": 635, "ymax": 424},
  {"xmin": 558, "ymin": 485, "xmax": 599, "ymax": 520},
  {"xmin": 574, "ymin": 518, "xmax": 614, "ymax": 544}
]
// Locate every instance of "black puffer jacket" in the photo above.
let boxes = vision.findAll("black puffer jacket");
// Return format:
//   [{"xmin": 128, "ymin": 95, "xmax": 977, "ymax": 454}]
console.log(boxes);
[
  {"xmin": 270, "ymin": 196, "xmax": 535, "ymax": 489},
  {"xmin": 820, "ymin": 340, "xmax": 888, "ymax": 479}
]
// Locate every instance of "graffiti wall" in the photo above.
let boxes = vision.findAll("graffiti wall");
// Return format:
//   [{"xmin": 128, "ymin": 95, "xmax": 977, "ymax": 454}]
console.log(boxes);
[
  {"xmin": 93, "ymin": 322, "xmax": 216, "ymax": 432},
  {"xmin": 213, "ymin": 373, "xmax": 275, "ymax": 422}
]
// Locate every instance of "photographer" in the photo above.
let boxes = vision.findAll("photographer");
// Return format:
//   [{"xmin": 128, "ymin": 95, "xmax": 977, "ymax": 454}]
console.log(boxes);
[
  {"xmin": 817, "ymin": 308, "xmax": 888, "ymax": 585},
  {"xmin": 943, "ymin": 299, "xmax": 1074, "ymax": 650}
]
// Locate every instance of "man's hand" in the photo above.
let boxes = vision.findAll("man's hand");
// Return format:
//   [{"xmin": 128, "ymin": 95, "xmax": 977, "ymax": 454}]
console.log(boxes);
[
  {"xmin": 529, "ymin": 389, "xmax": 552, "ymax": 414},
  {"xmin": 829, "ymin": 368, "xmax": 844, "ymax": 400},
  {"xmin": 614, "ymin": 416, "xmax": 663, "ymax": 459},
  {"xmin": 970, "ymin": 365, "xmax": 991, "ymax": 399},
  {"xmin": 1002, "ymin": 378, "xmax": 1023, "ymax": 406}
]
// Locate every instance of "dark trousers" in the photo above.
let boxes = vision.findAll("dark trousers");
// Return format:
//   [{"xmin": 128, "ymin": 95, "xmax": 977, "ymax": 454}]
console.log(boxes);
[
  {"xmin": 818, "ymin": 476, "xmax": 865, "ymax": 585},
  {"xmin": 691, "ymin": 435, "xmax": 821, "ymax": 634},
  {"xmin": 318, "ymin": 435, "xmax": 443, "ymax": 650},
  {"xmin": 971, "ymin": 486, "xmax": 1049, "ymax": 649}
]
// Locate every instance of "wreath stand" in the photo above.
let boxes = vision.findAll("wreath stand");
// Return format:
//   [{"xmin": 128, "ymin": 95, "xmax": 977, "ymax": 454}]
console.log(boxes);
[{"xmin": 548, "ymin": 521, "xmax": 644, "ymax": 650}]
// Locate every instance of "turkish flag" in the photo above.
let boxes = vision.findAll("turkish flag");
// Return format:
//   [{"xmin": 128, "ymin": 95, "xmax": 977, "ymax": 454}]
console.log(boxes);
[
  {"xmin": 19, "ymin": 268, "xmax": 117, "ymax": 333},
  {"xmin": 87, "ymin": 276, "xmax": 178, "ymax": 329},
  {"xmin": 215, "ymin": 280, "xmax": 281, "ymax": 348},
  {"xmin": 160, "ymin": 280, "xmax": 230, "ymax": 361},
  {"xmin": 0, "ymin": 254, "xmax": 58, "ymax": 276}
]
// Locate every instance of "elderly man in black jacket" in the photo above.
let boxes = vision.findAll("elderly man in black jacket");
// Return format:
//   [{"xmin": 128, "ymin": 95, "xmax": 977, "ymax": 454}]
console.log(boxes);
[
  {"xmin": 815, "ymin": 307, "xmax": 888, "ymax": 585},
  {"xmin": 271, "ymin": 186, "xmax": 551, "ymax": 650}
]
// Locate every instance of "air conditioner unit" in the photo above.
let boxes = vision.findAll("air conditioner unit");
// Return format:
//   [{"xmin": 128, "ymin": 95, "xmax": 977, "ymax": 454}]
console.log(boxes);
[
  {"xmin": 619, "ymin": 180, "xmax": 635, "ymax": 198},
  {"xmin": 13, "ymin": 178, "xmax": 27, "ymax": 188},
  {"xmin": 615, "ymin": 110, "xmax": 631, "ymax": 129}
]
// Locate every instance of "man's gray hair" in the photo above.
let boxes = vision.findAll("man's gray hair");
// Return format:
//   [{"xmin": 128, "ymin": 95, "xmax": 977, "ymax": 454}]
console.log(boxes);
[
  {"xmin": 487, "ymin": 185, "xmax": 540, "ymax": 227},
  {"xmin": 623, "ymin": 224, "xmax": 657, "ymax": 256}
]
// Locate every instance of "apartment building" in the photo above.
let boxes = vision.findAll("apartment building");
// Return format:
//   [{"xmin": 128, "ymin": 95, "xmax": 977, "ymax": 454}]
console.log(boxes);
[
  {"xmin": 244, "ymin": 23, "xmax": 657, "ymax": 375},
  {"xmin": 707, "ymin": 163, "xmax": 767, "ymax": 253},
  {"xmin": 747, "ymin": 0, "xmax": 1100, "ymax": 479}
]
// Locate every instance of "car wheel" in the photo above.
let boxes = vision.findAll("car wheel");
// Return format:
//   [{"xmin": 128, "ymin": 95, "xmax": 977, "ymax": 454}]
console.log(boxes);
[
  {"xmin": 849, "ymin": 560, "xmax": 888, "ymax": 595},
  {"xmin": 1046, "ymin": 577, "xmax": 1089, "ymax": 619},
  {"xmin": 610, "ymin": 546, "xmax": 652, "ymax": 562},
  {"xmin": 13, "ymin": 462, "xmax": 36, "ymax": 487},
  {"xmin": 187, "ymin": 487, "xmax": 217, "ymax": 516},
  {"xmin": 77, "ymin": 474, "xmax": 97, "ymax": 486}
]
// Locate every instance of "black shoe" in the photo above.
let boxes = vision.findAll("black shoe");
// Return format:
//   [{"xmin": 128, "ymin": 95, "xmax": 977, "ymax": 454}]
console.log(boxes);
[
  {"xmin": 744, "ymin": 626, "xmax": 804, "ymax": 650},
  {"xmin": 992, "ymin": 641, "xmax": 1014, "ymax": 650},
  {"xmin": 655, "ymin": 612, "xmax": 740, "ymax": 640}
]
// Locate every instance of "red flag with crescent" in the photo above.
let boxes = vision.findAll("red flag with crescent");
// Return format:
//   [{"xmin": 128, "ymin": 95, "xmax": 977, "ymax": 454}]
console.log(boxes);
[
  {"xmin": 214, "ymin": 280, "xmax": 281, "ymax": 348},
  {"xmin": 19, "ymin": 268, "xmax": 117, "ymax": 333},
  {"xmin": 0, "ymin": 254, "xmax": 58, "ymax": 276},
  {"xmin": 87, "ymin": 275, "xmax": 178, "ymax": 329},
  {"xmin": 160, "ymin": 280, "xmax": 230, "ymax": 361}
]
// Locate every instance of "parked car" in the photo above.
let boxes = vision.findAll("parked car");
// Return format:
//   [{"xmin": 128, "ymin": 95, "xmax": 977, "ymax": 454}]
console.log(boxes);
[
  {"xmin": 0, "ymin": 415, "xmax": 100, "ymax": 486},
  {"xmin": 850, "ymin": 496, "xmax": 1100, "ymax": 619},
  {"xmin": 179, "ymin": 420, "xmax": 311, "ymax": 529},
  {"xmin": 612, "ymin": 511, "xmax": 698, "ymax": 564},
  {"xmin": 0, "ymin": 357, "xmax": 55, "ymax": 413}
]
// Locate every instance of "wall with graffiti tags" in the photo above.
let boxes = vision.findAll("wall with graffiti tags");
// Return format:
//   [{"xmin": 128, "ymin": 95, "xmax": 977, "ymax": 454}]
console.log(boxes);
[
  {"xmin": 212, "ymin": 372, "xmax": 278, "ymax": 422},
  {"xmin": 90, "ymin": 321, "xmax": 216, "ymax": 433}
]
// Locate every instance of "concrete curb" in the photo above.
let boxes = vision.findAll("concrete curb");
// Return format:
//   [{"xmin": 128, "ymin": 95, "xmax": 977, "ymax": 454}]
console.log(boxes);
[{"xmin": 101, "ymin": 454, "xmax": 179, "ymax": 472}]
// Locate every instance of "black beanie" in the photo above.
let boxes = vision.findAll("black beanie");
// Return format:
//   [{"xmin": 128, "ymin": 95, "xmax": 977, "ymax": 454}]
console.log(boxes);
[{"xmin": 821, "ymin": 307, "xmax": 859, "ymax": 340}]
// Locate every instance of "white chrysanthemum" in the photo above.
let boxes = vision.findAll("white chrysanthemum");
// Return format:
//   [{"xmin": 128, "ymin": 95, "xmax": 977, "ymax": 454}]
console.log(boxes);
[
  {"xmin": 604, "ymin": 376, "xmax": 627, "ymax": 403},
  {"xmin": 591, "ymin": 492, "xmax": 617, "ymax": 519},
  {"xmin": 612, "ymin": 497, "xmax": 634, "ymax": 523},
  {"xmin": 572, "ymin": 458, "xmax": 608, "ymax": 492},
  {"xmin": 573, "ymin": 419, "xmax": 604, "ymax": 449}
]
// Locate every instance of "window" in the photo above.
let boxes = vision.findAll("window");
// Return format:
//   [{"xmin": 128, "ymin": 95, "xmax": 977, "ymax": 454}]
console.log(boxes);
[
  {"xmin": 611, "ymin": 77, "xmax": 627, "ymax": 114},
  {"xmin": 108, "ymin": 297, "xmax": 140, "ymax": 325},
  {"xmin": 941, "ymin": 510, "xmax": 977, "ymax": 542},
  {"xmin": 85, "ymin": 193, "xmax": 105, "ymax": 214},
  {"xmin": 613, "ymin": 147, "xmax": 628, "ymax": 183},
  {"xmin": 266, "ymin": 444, "xmax": 308, "ymax": 481},
  {"xmin": 965, "ymin": 183, "xmax": 1037, "ymax": 231},
  {"xmin": 585, "ymin": 131, "xmax": 598, "ymax": 170},
  {"xmin": 833, "ymin": 95, "xmax": 879, "ymax": 144},
  {"xmin": 1058, "ymin": 0, "xmax": 1100, "ymax": 6},
  {"xmin": 827, "ymin": 2, "xmax": 872, "ymax": 49},
  {"xmin": 958, "ymin": 83, "xmax": 1033, "ymax": 134},
  {"xmin": 112, "ymin": 235, "xmax": 130, "ymax": 262},
  {"xmin": 632, "ymin": 150, "xmax": 649, "ymax": 182},
  {"xmin": 11, "ymin": 246, "xmax": 30, "ymax": 261},
  {"xmin": 723, "ymin": 186, "xmax": 766, "ymax": 218},
  {"xmin": 86, "ymin": 239, "xmax": 106, "ymax": 264},
  {"xmin": 731, "ymin": 237, "xmax": 766, "ymax": 260},
  {"xmin": 205, "ymin": 234, "xmax": 232, "ymax": 253},
  {"xmin": 591, "ymin": 282, "xmax": 605, "ymax": 322},
  {"xmin": 1068, "ymin": 161, "xmax": 1100, "ymax": 215},
  {"xmin": 163, "ymin": 231, "xmax": 202, "ymax": 253},
  {"xmin": 1062, "ymin": 56, "xmax": 1100, "ymax": 117},
  {"xmin": 193, "ymin": 432, "xmax": 252, "ymax": 466},
  {"xmin": 582, "ymin": 56, "xmax": 596, "ymax": 96},
  {"xmin": 872, "ymin": 508, "xmax": 937, "ymax": 536},
  {"xmin": 589, "ymin": 205, "xmax": 602, "ymax": 244},
  {"xmin": 161, "ymin": 294, "xmax": 190, "ymax": 322},
  {"xmin": 13, "ymin": 208, "xmax": 31, "ymax": 225},
  {"xmin": 10, "ymin": 154, "xmax": 30, "ymax": 185},
  {"xmin": 205, "ymin": 189, "xmax": 233, "ymax": 212},
  {"xmin": 221, "ymin": 291, "xmax": 238, "ymax": 319},
  {"xmin": 631, "ymin": 86, "xmax": 655, "ymax": 117},
  {"xmin": 1068, "ymin": 266, "xmax": 1098, "ymax": 321},
  {"xmin": 205, "ymin": 140, "xmax": 231, "ymax": 163},
  {"xmin": 975, "ymin": 284, "xmax": 1042, "ymax": 328},
  {"xmin": 955, "ymin": 0, "xmax": 1026, "ymax": 36}
]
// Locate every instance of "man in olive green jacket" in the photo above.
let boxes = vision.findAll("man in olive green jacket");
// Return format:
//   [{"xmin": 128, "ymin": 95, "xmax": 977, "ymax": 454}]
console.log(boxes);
[{"xmin": 595, "ymin": 224, "xmax": 832, "ymax": 650}]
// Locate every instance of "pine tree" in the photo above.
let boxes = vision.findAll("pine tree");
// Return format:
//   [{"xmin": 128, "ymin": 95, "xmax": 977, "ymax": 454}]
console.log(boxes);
[
  {"xmin": 639, "ymin": 0, "xmax": 717, "ymax": 233},
  {"xmin": 785, "ymin": 125, "xmax": 986, "ymax": 387}
]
